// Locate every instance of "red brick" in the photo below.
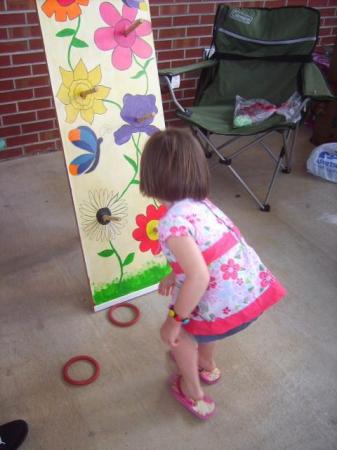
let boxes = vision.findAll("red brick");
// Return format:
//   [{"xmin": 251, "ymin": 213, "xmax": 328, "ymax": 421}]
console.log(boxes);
[
  {"xmin": 0, "ymin": 149, "xmax": 23, "ymax": 160},
  {"xmin": 39, "ymin": 129, "xmax": 60, "ymax": 141},
  {"xmin": 22, "ymin": 120, "xmax": 55, "ymax": 133},
  {"xmin": 320, "ymin": 35, "xmax": 337, "ymax": 46},
  {"xmin": 24, "ymin": 141, "xmax": 59, "ymax": 155},
  {"xmin": 0, "ymin": 103, "xmax": 16, "ymax": 115},
  {"xmin": 185, "ymin": 48, "xmax": 203, "ymax": 58},
  {"xmin": 0, "ymin": 13, "xmax": 26, "ymax": 26},
  {"xmin": 200, "ymin": 37, "xmax": 212, "ymax": 47},
  {"xmin": 160, "ymin": 5, "xmax": 188, "ymax": 16},
  {"xmin": 12, "ymin": 52, "xmax": 45, "ymax": 65},
  {"xmin": 0, "ymin": 125, "xmax": 21, "ymax": 138},
  {"xmin": 0, "ymin": 40, "xmax": 28, "ymax": 53},
  {"xmin": 0, "ymin": 65, "xmax": 31, "ymax": 79},
  {"xmin": 329, "ymin": 0, "xmax": 337, "ymax": 5},
  {"xmin": 15, "ymin": 75, "xmax": 50, "ymax": 89},
  {"xmin": 308, "ymin": 0, "xmax": 331, "ymax": 6},
  {"xmin": 189, "ymin": 4, "xmax": 216, "ymax": 14},
  {"xmin": 173, "ymin": 15, "xmax": 200, "ymax": 26},
  {"xmin": 172, "ymin": 37, "xmax": 200, "ymax": 49},
  {"xmin": 187, "ymin": 26, "xmax": 213, "ymax": 37},
  {"xmin": 0, "ymin": 79, "xmax": 14, "ymax": 92},
  {"xmin": 0, "ymin": 29, "xmax": 7, "ymax": 39},
  {"xmin": 200, "ymin": 15, "xmax": 215, "ymax": 25},
  {"xmin": 0, "ymin": 55, "xmax": 11, "ymax": 66},
  {"xmin": 34, "ymin": 86, "xmax": 53, "ymax": 97},
  {"xmin": 243, "ymin": 1, "xmax": 265, "ymax": 6},
  {"xmin": 158, "ymin": 61, "xmax": 172, "ymax": 70},
  {"xmin": 268, "ymin": 0, "xmax": 286, "ymax": 6},
  {"xmin": 152, "ymin": 16, "xmax": 172, "ymax": 28},
  {"xmin": 26, "ymin": 11, "xmax": 39, "ymax": 24},
  {"xmin": 319, "ymin": 27, "xmax": 332, "ymax": 36},
  {"xmin": 154, "ymin": 40, "xmax": 172, "ymax": 50},
  {"xmin": 6, "ymin": 133, "xmax": 39, "ymax": 147},
  {"xmin": 8, "ymin": 25, "xmax": 41, "ymax": 39},
  {"xmin": 160, "ymin": 27, "xmax": 186, "ymax": 39},
  {"xmin": 18, "ymin": 98, "xmax": 51, "ymax": 112},
  {"xmin": 158, "ymin": 50, "xmax": 185, "ymax": 62},
  {"xmin": 29, "ymin": 39, "xmax": 45, "ymax": 51},
  {"xmin": 3, "ymin": 111, "xmax": 36, "ymax": 126},
  {"xmin": 319, "ymin": 9, "xmax": 337, "ymax": 18},
  {"xmin": 37, "ymin": 108, "xmax": 57, "ymax": 120},
  {"xmin": 32, "ymin": 63, "xmax": 49, "ymax": 75},
  {"xmin": 181, "ymin": 78, "xmax": 197, "ymax": 89},
  {"xmin": 324, "ymin": 18, "xmax": 337, "ymax": 27},
  {"xmin": 6, "ymin": 0, "xmax": 36, "ymax": 10},
  {"xmin": 0, "ymin": 89, "xmax": 33, "ymax": 102},
  {"xmin": 183, "ymin": 88, "xmax": 197, "ymax": 98},
  {"xmin": 149, "ymin": 5, "xmax": 159, "ymax": 17}
]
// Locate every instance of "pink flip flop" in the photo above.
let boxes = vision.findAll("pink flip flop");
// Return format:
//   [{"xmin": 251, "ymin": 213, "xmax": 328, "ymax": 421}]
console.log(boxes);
[
  {"xmin": 169, "ymin": 374, "xmax": 216, "ymax": 420},
  {"xmin": 169, "ymin": 351, "xmax": 221, "ymax": 385},
  {"xmin": 199, "ymin": 367, "xmax": 221, "ymax": 385}
]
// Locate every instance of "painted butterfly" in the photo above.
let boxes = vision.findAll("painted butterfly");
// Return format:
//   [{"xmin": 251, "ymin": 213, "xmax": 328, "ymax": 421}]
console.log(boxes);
[{"xmin": 68, "ymin": 126, "xmax": 103, "ymax": 176}]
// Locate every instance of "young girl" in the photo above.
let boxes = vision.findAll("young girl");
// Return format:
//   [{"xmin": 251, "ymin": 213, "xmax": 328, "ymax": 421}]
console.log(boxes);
[{"xmin": 140, "ymin": 128, "xmax": 286, "ymax": 420}]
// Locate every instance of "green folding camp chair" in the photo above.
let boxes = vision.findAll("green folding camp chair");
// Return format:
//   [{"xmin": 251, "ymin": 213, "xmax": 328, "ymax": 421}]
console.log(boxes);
[{"xmin": 159, "ymin": 6, "xmax": 334, "ymax": 211}]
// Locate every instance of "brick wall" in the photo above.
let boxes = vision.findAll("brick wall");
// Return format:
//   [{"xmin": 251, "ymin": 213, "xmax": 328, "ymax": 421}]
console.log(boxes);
[{"xmin": 0, "ymin": 0, "xmax": 336, "ymax": 161}]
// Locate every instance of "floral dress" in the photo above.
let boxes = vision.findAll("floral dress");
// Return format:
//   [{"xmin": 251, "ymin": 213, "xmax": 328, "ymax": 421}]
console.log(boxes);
[{"xmin": 158, "ymin": 198, "xmax": 286, "ymax": 336}]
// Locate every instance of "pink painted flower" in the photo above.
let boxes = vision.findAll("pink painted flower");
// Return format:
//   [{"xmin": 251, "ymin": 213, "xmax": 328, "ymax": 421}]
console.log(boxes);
[
  {"xmin": 94, "ymin": 2, "xmax": 152, "ymax": 71},
  {"xmin": 207, "ymin": 276, "xmax": 217, "ymax": 290},
  {"xmin": 220, "ymin": 259, "xmax": 241, "ymax": 280},
  {"xmin": 169, "ymin": 226, "xmax": 188, "ymax": 237},
  {"xmin": 222, "ymin": 307, "xmax": 231, "ymax": 315},
  {"xmin": 259, "ymin": 271, "xmax": 274, "ymax": 288},
  {"xmin": 236, "ymin": 278, "xmax": 244, "ymax": 286}
]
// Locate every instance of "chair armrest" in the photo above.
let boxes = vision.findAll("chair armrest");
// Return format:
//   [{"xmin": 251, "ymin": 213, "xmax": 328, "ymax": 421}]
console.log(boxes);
[
  {"xmin": 158, "ymin": 60, "xmax": 217, "ymax": 77},
  {"xmin": 302, "ymin": 63, "xmax": 335, "ymax": 100}
]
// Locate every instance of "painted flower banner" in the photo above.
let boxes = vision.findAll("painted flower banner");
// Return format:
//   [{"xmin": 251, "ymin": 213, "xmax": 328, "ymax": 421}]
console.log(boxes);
[{"xmin": 37, "ymin": 0, "xmax": 169, "ymax": 309}]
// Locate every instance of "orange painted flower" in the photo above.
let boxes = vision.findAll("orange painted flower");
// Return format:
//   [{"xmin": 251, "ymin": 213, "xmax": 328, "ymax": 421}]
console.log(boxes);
[
  {"xmin": 42, "ymin": 0, "xmax": 89, "ymax": 22},
  {"xmin": 132, "ymin": 204, "xmax": 167, "ymax": 255}
]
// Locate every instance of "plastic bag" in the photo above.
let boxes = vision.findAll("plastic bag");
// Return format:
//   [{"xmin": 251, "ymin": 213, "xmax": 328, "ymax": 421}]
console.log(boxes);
[
  {"xmin": 233, "ymin": 92, "xmax": 302, "ymax": 128},
  {"xmin": 306, "ymin": 143, "xmax": 337, "ymax": 183}
]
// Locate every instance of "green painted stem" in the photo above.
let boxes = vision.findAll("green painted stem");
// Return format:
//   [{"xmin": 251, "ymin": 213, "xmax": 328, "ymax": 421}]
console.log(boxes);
[
  {"xmin": 134, "ymin": 56, "xmax": 149, "ymax": 95},
  {"xmin": 110, "ymin": 241, "xmax": 124, "ymax": 285},
  {"xmin": 118, "ymin": 134, "xmax": 141, "ymax": 201},
  {"xmin": 103, "ymin": 99, "xmax": 122, "ymax": 110},
  {"xmin": 67, "ymin": 16, "xmax": 81, "ymax": 71}
]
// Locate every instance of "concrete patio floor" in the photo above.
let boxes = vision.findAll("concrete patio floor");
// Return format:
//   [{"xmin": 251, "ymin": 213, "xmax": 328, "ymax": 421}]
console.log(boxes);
[{"xmin": 0, "ymin": 126, "xmax": 336, "ymax": 450}]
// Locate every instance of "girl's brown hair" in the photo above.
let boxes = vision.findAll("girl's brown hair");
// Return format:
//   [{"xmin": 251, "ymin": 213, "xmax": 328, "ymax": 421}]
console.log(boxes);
[{"xmin": 140, "ymin": 128, "xmax": 209, "ymax": 202}]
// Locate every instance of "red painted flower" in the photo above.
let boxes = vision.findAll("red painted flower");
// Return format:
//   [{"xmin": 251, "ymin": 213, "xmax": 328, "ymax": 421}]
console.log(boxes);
[
  {"xmin": 259, "ymin": 271, "xmax": 274, "ymax": 288},
  {"xmin": 220, "ymin": 259, "xmax": 241, "ymax": 280},
  {"xmin": 222, "ymin": 306, "xmax": 231, "ymax": 315},
  {"xmin": 207, "ymin": 276, "xmax": 217, "ymax": 290},
  {"xmin": 132, "ymin": 204, "xmax": 167, "ymax": 255}
]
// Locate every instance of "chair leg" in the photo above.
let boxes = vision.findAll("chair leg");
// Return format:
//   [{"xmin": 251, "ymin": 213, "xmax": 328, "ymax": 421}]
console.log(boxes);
[
  {"xmin": 263, "ymin": 136, "xmax": 287, "ymax": 208},
  {"xmin": 282, "ymin": 123, "xmax": 299, "ymax": 174},
  {"xmin": 193, "ymin": 127, "xmax": 212, "ymax": 158}
]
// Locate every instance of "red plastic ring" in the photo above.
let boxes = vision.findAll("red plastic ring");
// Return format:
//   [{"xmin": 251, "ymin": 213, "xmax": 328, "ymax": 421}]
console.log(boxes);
[
  {"xmin": 62, "ymin": 355, "xmax": 100, "ymax": 386},
  {"xmin": 108, "ymin": 303, "xmax": 140, "ymax": 327}
]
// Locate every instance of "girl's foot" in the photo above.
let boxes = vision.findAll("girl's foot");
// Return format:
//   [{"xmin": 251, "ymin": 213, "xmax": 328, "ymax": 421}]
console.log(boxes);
[
  {"xmin": 199, "ymin": 367, "xmax": 221, "ymax": 385},
  {"xmin": 169, "ymin": 351, "xmax": 221, "ymax": 385},
  {"xmin": 169, "ymin": 374, "xmax": 216, "ymax": 420}
]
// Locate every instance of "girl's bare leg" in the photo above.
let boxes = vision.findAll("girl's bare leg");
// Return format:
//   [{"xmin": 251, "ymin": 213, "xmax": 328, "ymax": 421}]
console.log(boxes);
[
  {"xmin": 171, "ymin": 329, "xmax": 204, "ymax": 400},
  {"xmin": 198, "ymin": 342, "xmax": 217, "ymax": 371}
]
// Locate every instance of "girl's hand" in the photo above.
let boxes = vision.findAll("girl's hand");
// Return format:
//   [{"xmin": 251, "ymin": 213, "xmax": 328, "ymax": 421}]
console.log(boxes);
[
  {"xmin": 158, "ymin": 272, "xmax": 176, "ymax": 296},
  {"xmin": 160, "ymin": 317, "xmax": 181, "ymax": 347}
]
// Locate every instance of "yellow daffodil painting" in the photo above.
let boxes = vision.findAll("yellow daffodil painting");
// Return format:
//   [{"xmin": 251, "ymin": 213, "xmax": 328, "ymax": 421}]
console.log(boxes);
[
  {"xmin": 36, "ymin": 0, "xmax": 168, "ymax": 310},
  {"xmin": 57, "ymin": 60, "xmax": 110, "ymax": 124}
]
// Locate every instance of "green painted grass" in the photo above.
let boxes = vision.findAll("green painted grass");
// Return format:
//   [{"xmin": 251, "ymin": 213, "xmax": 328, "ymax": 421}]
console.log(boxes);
[{"xmin": 93, "ymin": 263, "xmax": 171, "ymax": 305}]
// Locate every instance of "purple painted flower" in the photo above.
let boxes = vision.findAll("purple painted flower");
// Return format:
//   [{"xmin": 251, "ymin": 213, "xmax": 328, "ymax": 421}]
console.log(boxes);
[
  {"xmin": 114, "ymin": 94, "xmax": 159, "ymax": 145},
  {"xmin": 122, "ymin": 0, "xmax": 147, "ymax": 9}
]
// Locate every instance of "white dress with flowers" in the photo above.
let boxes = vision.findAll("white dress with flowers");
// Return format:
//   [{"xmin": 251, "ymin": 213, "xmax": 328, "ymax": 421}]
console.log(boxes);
[{"xmin": 158, "ymin": 199, "xmax": 286, "ymax": 336}]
